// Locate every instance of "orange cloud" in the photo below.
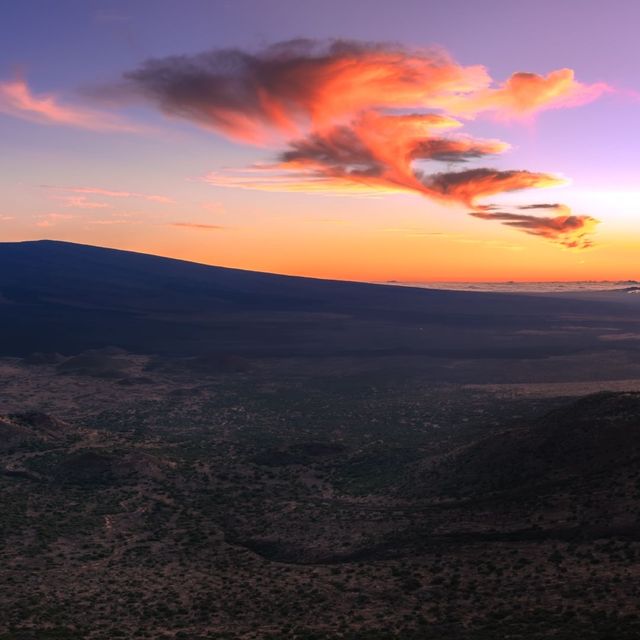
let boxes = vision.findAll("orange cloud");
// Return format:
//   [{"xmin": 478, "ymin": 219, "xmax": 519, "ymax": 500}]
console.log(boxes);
[
  {"xmin": 425, "ymin": 169, "xmax": 566, "ymax": 207},
  {"xmin": 120, "ymin": 40, "xmax": 606, "ymax": 248},
  {"xmin": 169, "ymin": 222, "xmax": 225, "ymax": 230},
  {"xmin": 122, "ymin": 41, "xmax": 606, "ymax": 139},
  {"xmin": 204, "ymin": 121, "xmax": 555, "ymax": 210},
  {"xmin": 35, "ymin": 213, "xmax": 75, "ymax": 228},
  {"xmin": 123, "ymin": 40, "xmax": 490, "ymax": 143},
  {"xmin": 56, "ymin": 195, "xmax": 110, "ymax": 209},
  {"xmin": 0, "ymin": 76, "xmax": 141, "ymax": 132},
  {"xmin": 201, "ymin": 168, "xmax": 388, "ymax": 195},
  {"xmin": 87, "ymin": 219, "xmax": 135, "ymax": 225},
  {"xmin": 44, "ymin": 186, "xmax": 173, "ymax": 203},
  {"xmin": 470, "ymin": 204, "xmax": 599, "ymax": 248},
  {"xmin": 442, "ymin": 69, "xmax": 609, "ymax": 119},
  {"xmin": 277, "ymin": 112, "xmax": 511, "ymax": 199}
]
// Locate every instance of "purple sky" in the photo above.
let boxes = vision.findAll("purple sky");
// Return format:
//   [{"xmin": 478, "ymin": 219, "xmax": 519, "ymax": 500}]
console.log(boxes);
[{"xmin": 1, "ymin": 1, "xmax": 638, "ymax": 281}]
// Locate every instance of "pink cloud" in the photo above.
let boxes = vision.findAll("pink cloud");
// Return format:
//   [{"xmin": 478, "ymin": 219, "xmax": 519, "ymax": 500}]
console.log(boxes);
[
  {"xmin": 87, "ymin": 219, "xmax": 135, "ymax": 225},
  {"xmin": 169, "ymin": 222, "xmax": 225, "ymax": 230},
  {"xmin": 55, "ymin": 195, "xmax": 111, "ymax": 209},
  {"xmin": 44, "ymin": 185, "xmax": 173, "ymax": 204},
  {"xmin": 440, "ymin": 69, "xmax": 610, "ymax": 119},
  {"xmin": 35, "ymin": 213, "xmax": 75, "ymax": 228},
  {"xmin": 0, "ymin": 76, "xmax": 142, "ymax": 132}
]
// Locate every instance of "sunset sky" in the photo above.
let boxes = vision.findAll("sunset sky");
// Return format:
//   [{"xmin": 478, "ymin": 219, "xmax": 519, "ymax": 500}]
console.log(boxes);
[{"xmin": 2, "ymin": 0, "xmax": 639, "ymax": 282}]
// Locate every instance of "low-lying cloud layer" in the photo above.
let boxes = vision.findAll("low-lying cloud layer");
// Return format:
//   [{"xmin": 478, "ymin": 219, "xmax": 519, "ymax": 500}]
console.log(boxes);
[{"xmin": 118, "ymin": 39, "xmax": 606, "ymax": 247}]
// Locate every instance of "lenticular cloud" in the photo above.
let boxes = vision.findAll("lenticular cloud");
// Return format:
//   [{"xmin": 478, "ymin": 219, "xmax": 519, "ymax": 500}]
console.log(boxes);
[{"xmin": 122, "ymin": 39, "xmax": 606, "ymax": 248}]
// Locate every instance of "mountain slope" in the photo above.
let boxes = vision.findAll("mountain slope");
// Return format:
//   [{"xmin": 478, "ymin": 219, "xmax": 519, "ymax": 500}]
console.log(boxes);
[{"xmin": 0, "ymin": 240, "xmax": 636, "ymax": 363}]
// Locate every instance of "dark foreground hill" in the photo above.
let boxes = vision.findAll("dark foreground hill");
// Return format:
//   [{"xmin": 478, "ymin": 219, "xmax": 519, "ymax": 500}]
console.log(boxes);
[
  {"xmin": 1, "ymin": 241, "xmax": 639, "ymax": 375},
  {"xmin": 225, "ymin": 391, "xmax": 640, "ymax": 564},
  {"xmin": 3, "ymin": 368, "xmax": 640, "ymax": 639},
  {"xmin": 410, "ymin": 391, "xmax": 640, "ymax": 499}
]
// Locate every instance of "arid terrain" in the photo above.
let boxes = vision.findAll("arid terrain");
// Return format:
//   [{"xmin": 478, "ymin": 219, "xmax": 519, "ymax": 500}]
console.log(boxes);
[
  {"xmin": 3, "ymin": 351, "xmax": 640, "ymax": 639},
  {"xmin": 2, "ymin": 242, "xmax": 640, "ymax": 639}
]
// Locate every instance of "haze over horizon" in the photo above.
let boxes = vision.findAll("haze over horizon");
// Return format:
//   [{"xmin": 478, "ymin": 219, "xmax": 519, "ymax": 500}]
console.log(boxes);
[{"xmin": 2, "ymin": 0, "xmax": 639, "ymax": 281}]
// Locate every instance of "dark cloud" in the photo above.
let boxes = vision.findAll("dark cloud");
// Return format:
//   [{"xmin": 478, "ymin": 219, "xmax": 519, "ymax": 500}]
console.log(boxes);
[
  {"xmin": 518, "ymin": 203, "xmax": 563, "ymax": 210},
  {"xmin": 280, "ymin": 126, "xmax": 383, "ymax": 176},
  {"xmin": 278, "ymin": 121, "xmax": 506, "ymax": 182},
  {"xmin": 470, "ymin": 207, "xmax": 599, "ymax": 248},
  {"xmin": 424, "ymin": 169, "xmax": 562, "ymax": 206}
]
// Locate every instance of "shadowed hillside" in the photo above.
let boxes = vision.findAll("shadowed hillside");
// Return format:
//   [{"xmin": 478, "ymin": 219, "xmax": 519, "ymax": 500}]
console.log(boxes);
[{"xmin": 1, "ymin": 241, "xmax": 639, "ymax": 378}]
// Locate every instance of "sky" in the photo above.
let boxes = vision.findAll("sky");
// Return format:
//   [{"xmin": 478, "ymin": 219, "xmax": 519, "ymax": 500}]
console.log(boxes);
[{"xmin": 1, "ymin": 0, "xmax": 639, "ymax": 282}]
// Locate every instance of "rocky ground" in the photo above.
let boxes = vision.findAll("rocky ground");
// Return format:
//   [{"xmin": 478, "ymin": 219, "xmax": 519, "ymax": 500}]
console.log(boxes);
[{"xmin": 3, "ymin": 352, "xmax": 640, "ymax": 638}]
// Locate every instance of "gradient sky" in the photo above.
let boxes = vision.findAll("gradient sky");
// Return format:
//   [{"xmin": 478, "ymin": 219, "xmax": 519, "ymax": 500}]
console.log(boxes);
[{"xmin": 2, "ymin": 0, "xmax": 639, "ymax": 281}]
